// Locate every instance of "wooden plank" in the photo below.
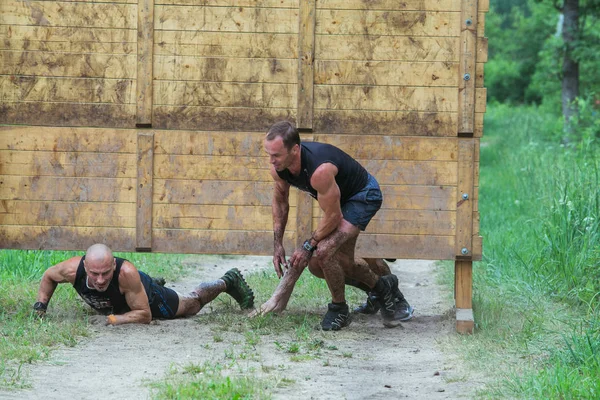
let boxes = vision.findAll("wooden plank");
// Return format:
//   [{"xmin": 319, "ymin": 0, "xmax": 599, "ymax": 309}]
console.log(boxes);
[
  {"xmin": 314, "ymin": 209, "xmax": 456, "ymax": 236},
  {"xmin": 314, "ymin": 110, "xmax": 459, "ymax": 136},
  {"xmin": 356, "ymin": 234, "xmax": 455, "ymax": 260},
  {"xmin": 156, "ymin": 0, "xmax": 298, "ymax": 6},
  {"xmin": 1, "ymin": 1, "xmax": 137, "ymax": 29},
  {"xmin": 153, "ymin": 106, "xmax": 294, "ymax": 131},
  {"xmin": 0, "ymin": 102, "xmax": 136, "ymax": 127},
  {"xmin": 153, "ymin": 204, "xmax": 284, "ymax": 230},
  {"xmin": 0, "ymin": 39, "xmax": 135, "ymax": 54},
  {"xmin": 136, "ymin": 132, "xmax": 153, "ymax": 249},
  {"xmin": 315, "ymin": 86, "xmax": 458, "ymax": 112},
  {"xmin": 136, "ymin": 0, "xmax": 154, "ymax": 125},
  {"xmin": 0, "ymin": 226, "xmax": 135, "ymax": 251},
  {"xmin": 0, "ymin": 150, "xmax": 136, "ymax": 177},
  {"xmin": 0, "ymin": 126, "xmax": 137, "ymax": 153},
  {"xmin": 152, "ymin": 229, "xmax": 295, "ymax": 256},
  {"xmin": 363, "ymin": 160, "xmax": 456, "ymax": 186},
  {"xmin": 316, "ymin": 36, "xmax": 459, "ymax": 62},
  {"xmin": 315, "ymin": 61, "xmax": 458, "ymax": 87},
  {"xmin": 316, "ymin": 10, "xmax": 458, "ymax": 36},
  {"xmin": 0, "ymin": 25, "xmax": 136, "ymax": 48},
  {"xmin": 0, "ymin": 77, "xmax": 135, "ymax": 103},
  {"xmin": 477, "ymin": 37, "xmax": 488, "ymax": 63},
  {"xmin": 155, "ymin": 6, "xmax": 298, "ymax": 33},
  {"xmin": 297, "ymin": 0, "xmax": 316, "ymax": 129},
  {"xmin": 154, "ymin": 82, "xmax": 296, "ymax": 108},
  {"xmin": 457, "ymin": 0, "xmax": 479, "ymax": 135},
  {"xmin": 154, "ymin": 154, "xmax": 270, "ymax": 180},
  {"xmin": 316, "ymin": 0, "xmax": 461, "ymax": 11},
  {"xmin": 476, "ymin": 62, "xmax": 485, "ymax": 88},
  {"xmin": 12, "ymin": 0, "xmax": 137, "ymax": 4},
  {"xmin": 381, "ymin": 185, "xmax": 456, "ymax": 211},
  {"xmin": 0, "ymin": 201, "xmax": 135, "ymax": 227},
  {"xmin": 476, "ymin": 87, "xmax": 487, "ymax": 113},
  {"xmin": 154, "ymin": 56, "xmax": 296, "ymax": 82},
  {"xmin": 312, "ymin": 136, "xmax": 458, "ymax": 161},
  {"xmin": 153, "ymin": 179, "xmax": 284, "ymax": 206},
  {"xmin": 0, "ymin": 51, "xmax": 137, "ymax": 78},
  {"xmin": 472, "ymin": 235, "xmax": 482, "ymax": 261},
  {"xmin": 154, "ymin": 31, "xmax": 297, "ymax": 58},
  {"xmin": 455, "ymin": 139, "xmax": 474, "ymax": 257},
  {"xmin": 0, "ymin": 176, "xmax": 137, "ymax": 202},
  {"xmin": 154, "ymin": 130, "xmax": 264, "ymax": 156}
]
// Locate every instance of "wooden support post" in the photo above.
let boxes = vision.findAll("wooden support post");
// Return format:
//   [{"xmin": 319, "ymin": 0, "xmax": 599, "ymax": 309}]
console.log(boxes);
[
  {"xmin": 455, "ymin": 260, "xmax": 474, "ymax": 333},
  {"xmin": 458, "ymin": 0, "xmax": 478, "ymax": 136},
  {"xmin": 297, "ymin": 0, "xmax": 316, "ymax": 130},
  {"xmin": 136, "ymin": 0, "xmax": 154, "ymax": 126},
  {"xmin": 136, "ymin": 132, "xmax": 154, "ymax": 251}
]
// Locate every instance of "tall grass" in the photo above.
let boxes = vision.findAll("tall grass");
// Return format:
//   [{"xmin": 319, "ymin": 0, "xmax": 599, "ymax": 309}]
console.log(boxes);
[{"xmin": 462, "ymin": 103, "xmax": 600, "ymax": 397}]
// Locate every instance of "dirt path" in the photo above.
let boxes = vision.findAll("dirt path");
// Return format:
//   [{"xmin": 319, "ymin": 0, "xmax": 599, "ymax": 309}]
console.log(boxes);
[{"xmin": 2, "ymin": 257, "xmax": 482, "ymax": 399}]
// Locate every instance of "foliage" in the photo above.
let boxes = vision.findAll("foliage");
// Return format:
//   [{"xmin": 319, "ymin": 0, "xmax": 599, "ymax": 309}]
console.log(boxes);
[{"xmin": 487, "ymin": 0, "xmax": 600, "ymax": 108}]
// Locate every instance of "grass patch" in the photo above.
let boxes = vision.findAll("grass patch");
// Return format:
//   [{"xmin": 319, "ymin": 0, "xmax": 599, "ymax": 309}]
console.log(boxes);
[
  {"xmin": 148, "ymin": 361, "xmax": 271, "ymax": 400},
  {"xmin": 445, "ymin": 103, "xmax": 600, "ymax": 398}
]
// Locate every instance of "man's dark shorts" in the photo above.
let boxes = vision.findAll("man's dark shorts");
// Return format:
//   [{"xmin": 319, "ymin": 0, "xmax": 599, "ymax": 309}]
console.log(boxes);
[
  {"xmin": 341, "ymin": 173, "xmax": 383, "ymax": 231},
  {"xmin": 147, "ymin": 282, "xmax": 179, "ymax": 319}
]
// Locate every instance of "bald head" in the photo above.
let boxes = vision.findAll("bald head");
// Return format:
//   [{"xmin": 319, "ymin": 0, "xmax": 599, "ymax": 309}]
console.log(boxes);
[{"xmin": 85, "ymin": 244, "xmax": 113, "ymax": 265}]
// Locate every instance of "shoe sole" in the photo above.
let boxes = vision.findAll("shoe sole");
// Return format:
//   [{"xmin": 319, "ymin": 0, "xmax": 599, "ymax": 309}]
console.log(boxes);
[{"xmin": 395, "ymin": 306, "xmax": 415, "ymax": 322}]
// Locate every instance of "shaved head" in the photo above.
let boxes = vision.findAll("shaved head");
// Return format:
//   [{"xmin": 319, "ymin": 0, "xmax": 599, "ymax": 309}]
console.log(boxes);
[{"xmin": 85, "ymin": 244, "xmax": 113, "ymax": 266}]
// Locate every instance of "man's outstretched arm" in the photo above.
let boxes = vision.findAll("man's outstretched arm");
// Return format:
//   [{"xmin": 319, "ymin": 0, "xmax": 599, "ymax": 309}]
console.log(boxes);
[
  {"xmin": 35, "ymin": 257, "xmax": 80, "ymax": 317},
  {"xmin": 250, "ymin": 262, "xmax": 307, "ymax": 316}
]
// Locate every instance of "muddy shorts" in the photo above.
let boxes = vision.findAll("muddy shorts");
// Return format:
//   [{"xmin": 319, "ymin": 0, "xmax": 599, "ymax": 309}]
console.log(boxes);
[
  {"xmin": 341, "ymin": 173, "xmax": 383, "ymax": 231},
  {"xmin": 147, "ymin": 282, "xmax": 179, "ymax": 319}
]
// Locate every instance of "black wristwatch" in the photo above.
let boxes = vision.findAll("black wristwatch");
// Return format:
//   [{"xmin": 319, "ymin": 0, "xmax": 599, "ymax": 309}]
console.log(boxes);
[
  {"xmin": 33, "ymin": 301, "xmax": 48, "ymax": 311},
  {"xmin": 303, "ymin": 240, "xmax": 317, "ymax": 253}
]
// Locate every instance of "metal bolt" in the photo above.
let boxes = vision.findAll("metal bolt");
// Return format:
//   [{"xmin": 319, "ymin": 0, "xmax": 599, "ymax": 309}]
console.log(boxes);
[
  {"xmin": 461, "ymin": 248, "xmax": 469, "ymax": 255},
  {"xmin": 462, "ymin": 193, "xmax": 469, "ymax": 200},
  {"xmin": 463, "ymin": 73, "xmax": 471, "ymax": 81},
  {"xmin": 465, "ymin": 19, "xmax": 472, "ymax": 26}
]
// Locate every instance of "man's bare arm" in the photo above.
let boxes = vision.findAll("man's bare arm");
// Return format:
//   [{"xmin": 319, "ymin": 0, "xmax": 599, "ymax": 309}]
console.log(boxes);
[
  {"xmin": 36, "ymin": 257, "xmax": 80, "ymax": 306},
  {"xmin": 111, "ymin": 262, "xmax": 152, "ymax": 325},
  {"xmin": 250, "ymin": 262, "xmax": 307, "ymax": 316},
  {"xmin": 269, "ymin": 165, "xmax": 291, "ymax": 278},
  {"xmin": 309, "ymin": 163, "xmax": 343, "ymax": 242}
]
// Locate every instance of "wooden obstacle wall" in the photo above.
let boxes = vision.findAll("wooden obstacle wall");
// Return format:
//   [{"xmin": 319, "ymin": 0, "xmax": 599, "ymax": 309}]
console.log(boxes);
[{"xmin": 1, "ymin": 2, "xmax": 488, "ymax": 330}]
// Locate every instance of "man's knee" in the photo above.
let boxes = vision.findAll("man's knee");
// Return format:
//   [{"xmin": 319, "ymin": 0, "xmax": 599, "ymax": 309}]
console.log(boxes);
[{"xmin": 307, "ymin": 259, "xmax": 325, "ymax": 278}]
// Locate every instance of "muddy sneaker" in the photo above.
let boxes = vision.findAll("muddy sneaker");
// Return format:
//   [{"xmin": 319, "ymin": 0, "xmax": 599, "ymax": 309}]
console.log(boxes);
[
  {"xmin": 353, "ymin": 293, "xmax": 381, "ymax": 314},
  {"xmin": 394, "ymin": 299, "xmax": 414, "ymax": 321},
  {"xmin": 221, "ymin": 268, "xmax": 255, "ymax": 309},
  {"xmin": 321, "ymin": 303, "xmax": 351, "ymax": 331},
  {"xmin": 151, "ymin": 277, "xmax": 166, "ymax": 287},
  {"xmin": 373, "ymin": 274, "xmax": 401, "ymax": 327}
]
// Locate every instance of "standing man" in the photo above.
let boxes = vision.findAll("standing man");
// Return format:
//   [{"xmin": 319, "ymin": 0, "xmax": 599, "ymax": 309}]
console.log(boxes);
[
  {"xmin": 33, "ymin": 243, "xmax": 255, "ymax": 325},
  {"xmin": 254, "ymin": 121, "xmax": 412, "ymax": 330}
]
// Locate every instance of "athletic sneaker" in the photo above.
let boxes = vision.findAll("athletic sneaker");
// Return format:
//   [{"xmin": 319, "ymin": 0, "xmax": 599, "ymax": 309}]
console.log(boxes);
[
  {"xmin": 395, "ymin": 300, "xmax": 414, "ymax": 321},
  {"xmin": 321, "ymin": 303, "xmax": 351, "ymax": 331},
  {"xmin": 220, "ymin": 268, "xmax": 255, "ymax": 309},
  {"xmin": 353, "ymin": 293, "xmax": 381, "ymax": 315},
  {"xmin": 151, "ymin": 277, "xmax": 166, "ymax": 287},
  {"xmin": 373, "ymin": 274, "xmax": 401, "ymax": 327}
]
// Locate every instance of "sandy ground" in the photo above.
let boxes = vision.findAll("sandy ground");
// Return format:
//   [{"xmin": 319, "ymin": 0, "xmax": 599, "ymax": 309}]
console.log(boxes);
[{"xmin": 1, "ymin": 257, "xmax": 484, "ymax": 400}]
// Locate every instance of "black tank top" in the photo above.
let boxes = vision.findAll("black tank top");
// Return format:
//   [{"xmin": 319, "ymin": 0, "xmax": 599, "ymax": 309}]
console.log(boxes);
[
  {"xmin": 276, "ymin": 142, "xmax": 368, "ymax": 204},
  {"xmin": 73, "ymin": 256, "xmax": 153, "ymax": 315}
]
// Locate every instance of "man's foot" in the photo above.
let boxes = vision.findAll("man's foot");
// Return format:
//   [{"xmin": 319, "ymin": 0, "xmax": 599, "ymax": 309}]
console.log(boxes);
[
  {"xmin": 321, "ymin": 303, "xmax": 351, "ymax": 331},
  {"xmin": 152, "ymin": 277, "xmax": 166, "ymax": 286},
  {"xmin": 374, "ymin": 274, "xmax": 401, "ymax": 327},
  {"xmin": 353, "ymin": 293, "xmax": 381, "ymax": 314},
  {"xmin": 395, "ymin": 299, "xmax": 414, "ymax": 321},
  {"xmin": 221, "ymin": 268, "xmax": 255, "ymax": 309}
]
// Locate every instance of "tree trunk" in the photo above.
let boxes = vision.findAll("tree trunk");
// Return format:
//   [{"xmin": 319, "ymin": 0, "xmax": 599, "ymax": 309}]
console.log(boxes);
[{"xmin": 562, "ymin": 0, "xmax": 579, "ymax": 133}]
